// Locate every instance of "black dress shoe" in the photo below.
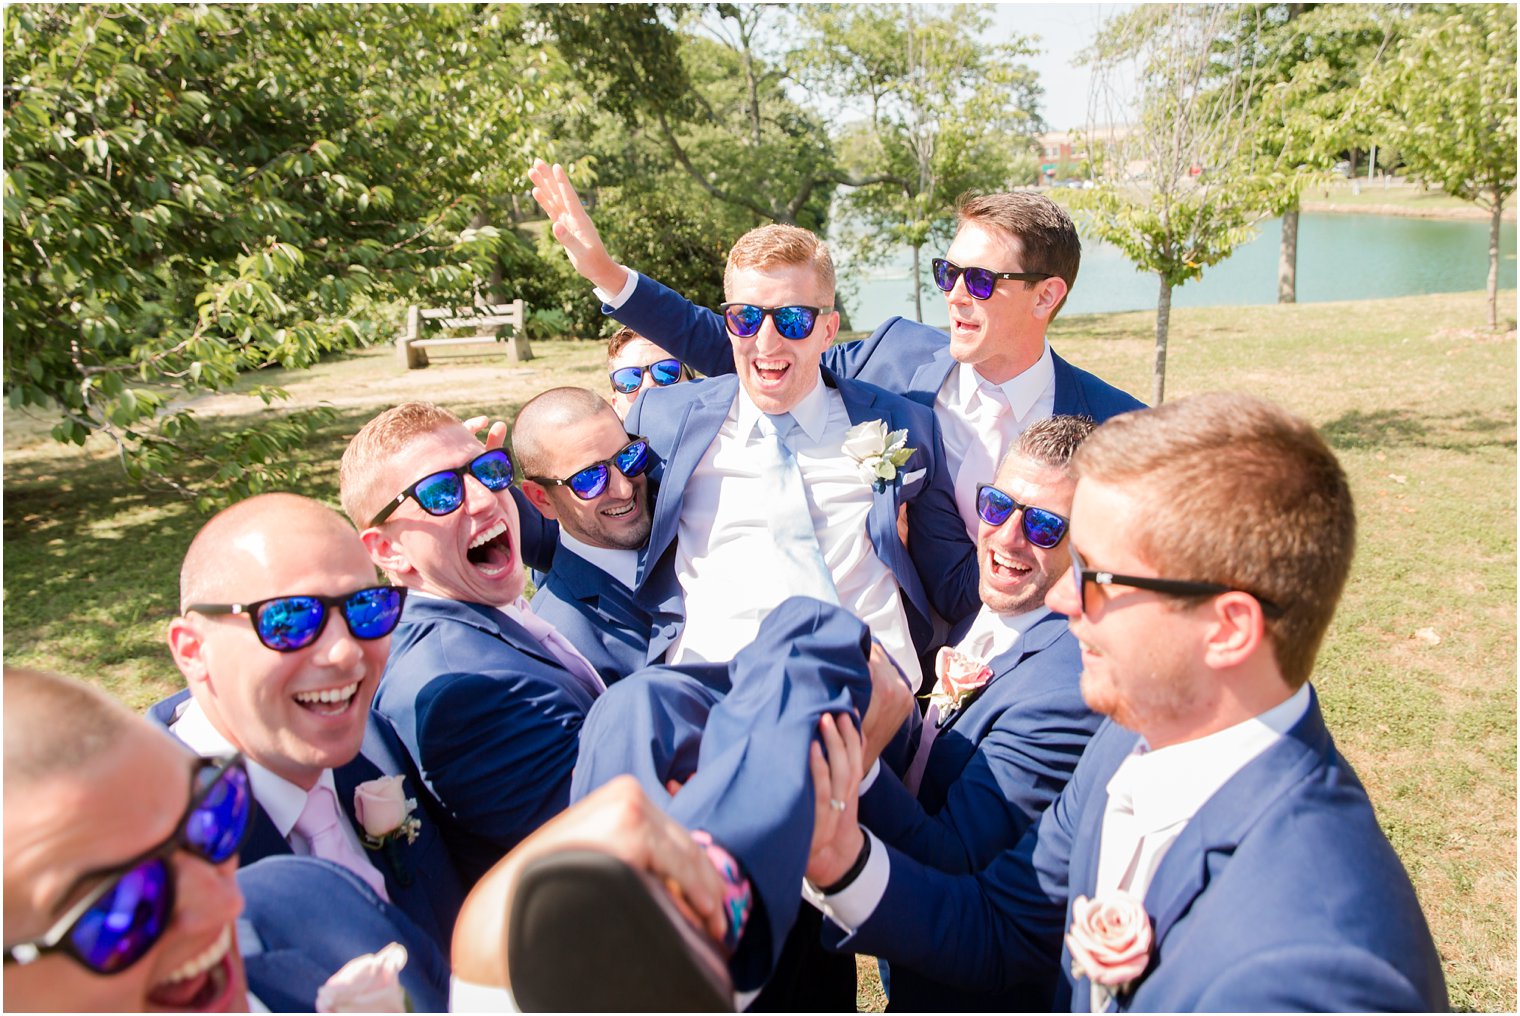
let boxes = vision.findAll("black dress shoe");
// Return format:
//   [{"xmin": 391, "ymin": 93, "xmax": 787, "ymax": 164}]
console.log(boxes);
[{"xmin": 508, "ymin": 850, "xmax": 735, "ymax": 1012}]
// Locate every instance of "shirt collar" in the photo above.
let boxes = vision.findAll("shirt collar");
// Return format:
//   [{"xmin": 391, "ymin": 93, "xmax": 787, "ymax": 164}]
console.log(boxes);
[
  {"xmin": 735, "ymin": 372, "xmax": 830, "ymax": 444},
  {"xmin": 960, "ymin": 340, "xmax": 1055, "ymax": 420},
  {"xmin": 170, "ymin": 697, "xmax": 335, "ymax": 839},
  {"xmin": 1107, "ymin": 683, "xmax": 1312, "ymax": 835},
  {"xmin": 957, "ymin": 604, "xmax": 1048, "ymax": 661},
  {"xmin": 558, "ymin": 530, "xmax": 640, "ymax": 589}
]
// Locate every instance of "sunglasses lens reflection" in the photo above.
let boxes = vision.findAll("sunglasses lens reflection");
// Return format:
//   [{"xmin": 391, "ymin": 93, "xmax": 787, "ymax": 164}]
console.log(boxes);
[
  {"xmin": 72, "ymin": 859, "xmax": 173, "ymax": 974},
  {"xmin": 1023, "ymin": 508, "xmax": 1068, "ymax": 549},
  {"xmin": 771, "ymin": 306, "xmax": 817, "ymax": 340},
  {"xmin": 649, "ymin": 359, "xmax": 683, "ymax": 385},
  {"xmin": 976, "ymin": 485, "xmax": 1014, "ymax": 525},
  {"xmin": 724, "ymin": 305, "xmax": 765, "ymax": 337},
  {"xmin": 187, "ymin": 765, "xmax": 253, "ymax": 864},
  {"xmin": 567, "ymin": 464, "xmax": 611, "ymax": 500},
  {"xmin": 931, "ymin": 258, "xmax": 956, "ymax": 292},
  {"xmin": 471, "ymin": 450, "xmax": 515, "ymax": 490},
  {"xmin": 615, "ymin": 440, "xmax": 651, "ymax": 478},
  {"xmin": 345, "ymin": 587, "xmax": 406, "ymax": 641},
  {"xmin": 413, "ymin": 471, "xmax": 466, "ymax": 516},
  {"xmin": 256, "ymin": 596, "xmax": 325, "ymax": 651},
  {"xmin": 610, "ymin": 367, "xmax": 643, "ymax": 393}
]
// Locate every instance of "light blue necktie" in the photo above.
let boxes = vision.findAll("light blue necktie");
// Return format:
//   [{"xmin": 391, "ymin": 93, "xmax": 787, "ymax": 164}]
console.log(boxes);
[{"xmin": 756, "ymin": 414, "xmax": 840, "ymax": 606}]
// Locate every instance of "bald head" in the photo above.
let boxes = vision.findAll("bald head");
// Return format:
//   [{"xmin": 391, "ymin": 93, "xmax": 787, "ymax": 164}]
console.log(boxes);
[
  {"xmin": 179, "ymin": 493, "xmax": 368, "ymax": 609},
  {"xmin": 513, "ymin": 387, "xmax": 617, "ymax": 480},
  {"xmin": 4, "ymin": 667, "xmax": 136, "ymax": 792}
]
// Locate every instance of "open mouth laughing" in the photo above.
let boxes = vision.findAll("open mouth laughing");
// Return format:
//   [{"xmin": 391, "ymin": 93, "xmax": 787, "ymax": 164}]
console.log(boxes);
[
  {"xmin": 293, "ymin": 680, "xmax": 360, "ymax": 716},
  {"xmin": 147, "ymin": 924, "xmax": 239, "ymax": 1012},
  {"xmin": 466, "ymin": 519, "xmax": 514, "ymax": 577}
]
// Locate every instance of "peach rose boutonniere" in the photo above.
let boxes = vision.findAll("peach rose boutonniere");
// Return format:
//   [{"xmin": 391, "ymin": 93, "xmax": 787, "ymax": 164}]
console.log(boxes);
[
  {"xmin": 316, "ymin": 941, "xmax": 410, "ymax": 1013},
  {"xmin": 354, "ymin": 775, "xmax": 421, "ymax": 849},
  {"xmin": 841, "ymin": 420, "xmax": 915, "ymax": 492},
  {"xmin": 926, "ymin": 646, "xmax": 994, "ymax": 715},
  {"xmin": 1066, "ymin": 892, "xmax": 1153, "ymax": 1011}
]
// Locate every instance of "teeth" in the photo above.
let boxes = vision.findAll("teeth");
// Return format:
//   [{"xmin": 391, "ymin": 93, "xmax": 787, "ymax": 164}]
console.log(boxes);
[
  {"xmin": 470, "ymin": 520, "xmax": 507, "ymax": 550},
  {"xmin": 992, "ymin": 551, "xmax": 1029, "ymax": 571},
  {"xmin": 162, "ymin": 925, "xmax": 231, "ymax": 985},
  {"xmin": 294, "ymin": 681, "xmax": 359, "ymax": 705},
  {"xmin": 755, "ymin": 359, "xmax": 788, "ymax": 370},
  {"xmin": 603, "ymin": 502, "xmax": 634, "ymax": 518}
]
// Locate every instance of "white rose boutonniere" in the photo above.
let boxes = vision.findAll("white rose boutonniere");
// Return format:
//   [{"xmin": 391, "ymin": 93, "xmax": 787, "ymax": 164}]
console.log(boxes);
[
  {"xmin": 316, "ymin": 941, "xmax": 410, "ymax": 1013},
  {"xmin": 842, "ymin": 420, "xmax": 915, "ymax": 493},
  {"xmin": 1066, "ymin": 892, "xmax": 1153, "ymax": 1011},
  {"xmin": 353, "ymin": 775, "xmax": 422, "ymax": 849}
]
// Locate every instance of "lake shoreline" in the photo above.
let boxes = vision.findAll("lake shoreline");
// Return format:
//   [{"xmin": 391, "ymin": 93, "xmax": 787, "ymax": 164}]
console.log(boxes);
[{"xmin": 1301, "ymin": 199, "xmax": 1517, "ymax": 222}]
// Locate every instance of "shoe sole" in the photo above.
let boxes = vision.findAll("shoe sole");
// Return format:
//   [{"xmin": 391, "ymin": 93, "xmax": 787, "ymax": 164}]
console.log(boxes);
[{"xmin": 508, "ymin": 849, "xmax": 734, "ymax": 1012}]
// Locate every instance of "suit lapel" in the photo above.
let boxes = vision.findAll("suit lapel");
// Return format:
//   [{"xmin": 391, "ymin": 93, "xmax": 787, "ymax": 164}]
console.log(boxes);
[
  {"xmin": 639, "ymin": 380, "xmax": 736, "ymax": 588},
  {"xmin": 241, "ymin": 807, "xmax": 293, "ymax": 863},
  {"xmin": 909, "ymin": 346, "xmax": 956, "ymax": 399},
  {"xmin": 939, "ymin": 611, "xmax": 1066, "ymax": 735},
  {"xmin": 1140, "ymin": 694, "xmax": 1331, "ymax": 945},
  {"xmin": 404, "ymin": 597, "xmax": 564, "ymax": 673}
]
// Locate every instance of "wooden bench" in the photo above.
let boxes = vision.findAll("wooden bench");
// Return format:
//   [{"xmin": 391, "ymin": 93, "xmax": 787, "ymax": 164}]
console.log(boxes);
[{"xmin": 396, "ymin": 299, "xmax": 534, "ymax": 368}]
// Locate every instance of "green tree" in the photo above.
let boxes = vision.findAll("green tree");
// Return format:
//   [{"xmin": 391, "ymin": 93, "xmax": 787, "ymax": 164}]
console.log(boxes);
[
  {"xmin": 1073, "ymin": 3, "xmax": 1281, "ymax": 403},
  {"xmin": 799, "ymin": 4, "xmax": 1044, "ymax": 321},
  {"xmin": 4, "ymin": 4, "xmax": 549, "ymax": 502},
  {"xmin": 1370, "ymin": 3, "xmax": 1516, "ymax": 329}
]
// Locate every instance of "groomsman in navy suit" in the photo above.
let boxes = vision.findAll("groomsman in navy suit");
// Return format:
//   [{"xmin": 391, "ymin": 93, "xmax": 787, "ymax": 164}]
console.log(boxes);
[
  {"xmin": 806, "ymin": 393, "xmax": 1448, "ymax": 1011},
  {"xmin": 159, "ymin": 493, "xmax": 465, "ymax": 954},
  {"xmin": 860, "ymin": 415, "xmax": 1103, "ymax": 1010},
  {"xmin": 340, "ymin": 401, "xmax": 609, "ymax": 884},
  {"xmin": 515, "ymin": 387, "xmax": 664, "ymax": 685},
  {"xmin": 530, "ymin": 159, "xmax": 1144, "ymax": 545},
  {"xmin": 553, "ymin": 216, "xmax": 978, "ymax": 690}
]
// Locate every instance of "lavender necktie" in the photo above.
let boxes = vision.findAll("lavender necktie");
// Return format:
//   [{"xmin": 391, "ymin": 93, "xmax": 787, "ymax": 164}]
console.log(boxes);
[
  {"xmin": 294, "ymin": 784, "xmax": 391, "ymax": 902},
  {"xmin": 756, "ymin": 414, "xmax": 840, "ymax": 606},
  {"xmin": 512, "ymin": 598, "xmax": 607, "ymax": 699}
]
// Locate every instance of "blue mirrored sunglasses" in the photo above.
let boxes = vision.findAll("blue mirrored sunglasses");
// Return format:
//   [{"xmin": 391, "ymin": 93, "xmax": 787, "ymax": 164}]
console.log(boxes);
[
  {"xmin": 719, "ymin": 303, "xmax": 829, "ymax": 341},
  {"xmin": 4, "ymin": 756, "xmax": 253, "ymax": 976},
  {"xmin": 186, "ymin": 586, "xmax": 407, "ymax": 652},
  {"xmin": 975, "ymin": 484, "xmax": 1070, "ymax": 549},
  {"xmin": 610, "ymin": 358, "xmax": 686, "ymax": 395},
  {"xmin": 369, "ymin": 449, "xmax": 514, "ymax": 526},
  {"xmin": 932, "ymin": 257, "xmax": 1052, "ymax": 300},
  {"xmin": 527, "ymin": 437, "xmax": 651, "ymax": 501}
]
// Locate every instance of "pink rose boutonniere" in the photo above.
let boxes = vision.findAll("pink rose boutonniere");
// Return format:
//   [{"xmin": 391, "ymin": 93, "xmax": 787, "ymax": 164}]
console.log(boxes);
[
  {"xmin": 926, "ymin": 646, "xmax": 994, "ymax": 715},
  {"xmin": 1066, "ymin": 892, "xmax": 1153, "ymax": 1011},
  {"xmin": 316, "ymin": 941, "xmax": 410, "ymax": 1013},
  {"xmin": 354, "ymin": 775, "xmax": 421, "ymax": 849}
]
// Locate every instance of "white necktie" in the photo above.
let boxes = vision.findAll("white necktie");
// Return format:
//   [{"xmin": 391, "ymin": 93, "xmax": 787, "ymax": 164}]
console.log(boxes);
[
  {"xmin": 513, "ymin": 599, "xmax": 607, "ymax": 699},
  {"xmin": 294, "ymin": 784, "xmax": 390, "ymax": 902},
  {"xmin": 756, "ymin": 414, "xmax": 840, "ymax": 606},
  {"xmin": 953, "ymin": 381, "xmax": 1016, "ymax": 537}
]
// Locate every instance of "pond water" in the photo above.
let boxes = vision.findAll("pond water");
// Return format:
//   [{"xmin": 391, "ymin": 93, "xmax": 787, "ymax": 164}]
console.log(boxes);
[{"xmin": 839, "ymin": 212, "xmax": 1519, "ymax": 331}]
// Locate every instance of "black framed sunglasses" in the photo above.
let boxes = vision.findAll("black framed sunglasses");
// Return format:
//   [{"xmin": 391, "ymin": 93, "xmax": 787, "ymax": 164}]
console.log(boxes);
[
  {"xmin": 4, "ymin": 755, "xmax": 253, "ymax": 976},
  {"xmin": 527, "ymin": 437, "xmax": 652, "ymax": 501},
  {"xmin": 1068, "ymin": 544, "xmax": 1285, "ymax": 618},
  {"xmin": 610, "ymin": 358, "xmax": 687, "ymax": 395},
  {"xmin": 975, "ymin": 484, "xmax": 1070, "ymax": 549},
  {"xmin": 369, "ymin": 449, "xmax": 515, "ymax": 526},
  {"xmin": 932, "ymin": 257, "xmax": 1052, "ymax": 300},
  {"xmin": 719, "ymin": 303, "xmax": 830, "ymax": 341},
  {"xmin": 187, "ymin": 586, "xmax": 408, "ymax": 652}
]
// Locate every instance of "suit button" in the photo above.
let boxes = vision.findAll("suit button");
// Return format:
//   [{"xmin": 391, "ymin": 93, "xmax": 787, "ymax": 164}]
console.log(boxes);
[{"xmin": 661, "ymin": 625, "xmax": 678, "ymax": 639}]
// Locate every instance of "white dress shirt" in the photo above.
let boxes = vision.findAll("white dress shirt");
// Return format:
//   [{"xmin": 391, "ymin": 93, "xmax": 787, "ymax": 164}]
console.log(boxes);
[
  {"xmin": 557, "ymin": 529, "xmax": 639, "ymax": 590},
  {"xmin": 668, "ymin": 379, "xmax": 922, "ymax": 689},
  {"xmin": 812, "ymin": 683, "xmax": 1313, "ymax": 933},
  {"xmin": 936, "ymin": 351, "xmax": 1057, "ymax": 540},
  {"xmin": 172, "ymin": 699, "xmax": 375, "ymax": 864}
]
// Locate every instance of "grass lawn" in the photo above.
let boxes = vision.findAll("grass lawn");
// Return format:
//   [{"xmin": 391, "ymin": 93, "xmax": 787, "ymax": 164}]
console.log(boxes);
[{"xmin": 4, "ymin": 289, "xmax": 1515, "ymax": 1011}]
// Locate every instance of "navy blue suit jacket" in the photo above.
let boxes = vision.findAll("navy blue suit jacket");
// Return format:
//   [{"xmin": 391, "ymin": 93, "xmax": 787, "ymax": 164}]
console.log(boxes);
[
  {"xmin": 832, "ymin": 691, "xmax": 1449, "ymax": 1011},
  {"xmin": 373, "ymin": 595, "xmax": 601, "ymax": 884},
  {"xmin": 150, "ymin": 691, "xmax": 465, "ymax": 952},
  {"xmin": 861, "ymin": 609, "xmax": 1098, "ymax": 875},
  {"xmin": 624, "ymin": 367, "xmax": 978, "ymax": 660},
  {"xmin": 608, "ymin": 272, "xmax": 1145, "ymax": 421},
  {"xmin": 237, "ymin": 856, "xmax": 451, "ymax": 1013},
  {"xmin": 529, "ymin": 542, "xmax": 660, "ymax": 685}
]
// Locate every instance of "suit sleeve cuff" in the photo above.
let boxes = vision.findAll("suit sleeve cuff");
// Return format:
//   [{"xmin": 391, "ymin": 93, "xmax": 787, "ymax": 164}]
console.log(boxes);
[
  {"xmin": 802, "ymin": 829, "xmax": 889, "ymax": 935},
  {"xmin": 593, "ymin": 266, "xmax": 638, "ymax": 309},
  {"xmin": 859, "ymin": 758, "xmax": 881, "ymax": 794}
]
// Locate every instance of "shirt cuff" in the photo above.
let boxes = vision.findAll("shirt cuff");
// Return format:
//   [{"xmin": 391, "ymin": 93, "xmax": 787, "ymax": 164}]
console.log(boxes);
[
  {"xmin": 593, "ymin": 266, "xmax": 638, "ymax": 309},
  {"xmin": 859, "ymin": 758, "xmax": 881, "ymax": 794},
  {"xmin": 802, "ymin": 829, "xmax": 889, "ymax": 935}
]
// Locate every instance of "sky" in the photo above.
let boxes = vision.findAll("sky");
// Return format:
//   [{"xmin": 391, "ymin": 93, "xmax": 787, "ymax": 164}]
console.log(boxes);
[{"xmin": 982, "ymin": 3, "xmax": 1132, "ymax": 131}]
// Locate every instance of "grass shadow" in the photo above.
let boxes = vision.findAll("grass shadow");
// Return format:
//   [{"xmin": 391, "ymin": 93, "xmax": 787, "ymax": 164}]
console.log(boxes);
[{"xmin": 1321, "ymin": 406, "xmax": 1517, "ymax": 454}]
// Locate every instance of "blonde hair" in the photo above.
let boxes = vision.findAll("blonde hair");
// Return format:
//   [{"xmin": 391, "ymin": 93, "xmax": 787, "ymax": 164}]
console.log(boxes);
[
  {"xmin": 723, "ymin": 224, "xmax": 836, "ymax": 306},
  {"xmin": 339, "ymin": 401, "xmax": 464, "ymax": 526}
]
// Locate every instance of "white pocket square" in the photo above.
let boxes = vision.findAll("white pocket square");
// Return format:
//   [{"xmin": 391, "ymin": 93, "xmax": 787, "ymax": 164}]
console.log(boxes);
[{"xmin": 902, "ymin": 468, "xmax": 926, "ymax": 485}]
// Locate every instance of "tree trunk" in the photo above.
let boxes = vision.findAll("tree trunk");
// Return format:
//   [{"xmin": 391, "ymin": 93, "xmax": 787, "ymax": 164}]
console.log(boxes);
[
  {"xmin": 1278, "ymin": 201, "xmax": 1299, "ymax": 304},
  {"xmin": 1487, "ymin": 192, "xmax": 1502, "ymax": 331},
  {"xmin": 474, "ymin": 207, "xmax": 533, "ymax": 362},
  {"xmin": 1153, "ymin": 275, "xmax": 1172, "ymax": 405},
  {"xmin": 911, "ymin": 244, "xmax": 924, "ymax": 323}
]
